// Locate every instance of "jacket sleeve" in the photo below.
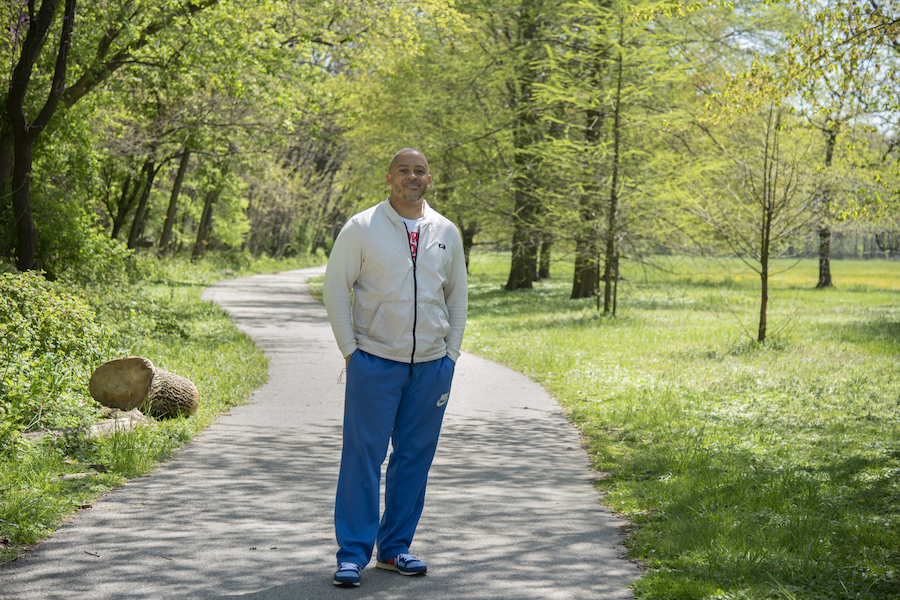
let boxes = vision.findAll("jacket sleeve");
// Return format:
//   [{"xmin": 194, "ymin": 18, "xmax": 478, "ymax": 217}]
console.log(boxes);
[
  {"xmin": 323, "ymin": 219, "xmax": 363, "ymax": 359},
  {"xmin": 443, "ymin": 227, "xmax": 468, "ymax": 363}
]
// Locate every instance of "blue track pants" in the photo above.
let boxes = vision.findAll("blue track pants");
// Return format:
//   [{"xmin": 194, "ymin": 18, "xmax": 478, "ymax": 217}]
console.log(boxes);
[{"xmin": 335, "ymin": 350, "xmax": 455, "ymax": 567}]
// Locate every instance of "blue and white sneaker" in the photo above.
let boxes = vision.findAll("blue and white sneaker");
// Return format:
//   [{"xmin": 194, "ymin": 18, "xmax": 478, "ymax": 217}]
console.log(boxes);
[
  {"xmin": 376, "ymin": 553, "xmax": 427, "ymax": 576},
  {"xmin": 333, "ymin": 562, "xmax": 361, "ymax": 587}
]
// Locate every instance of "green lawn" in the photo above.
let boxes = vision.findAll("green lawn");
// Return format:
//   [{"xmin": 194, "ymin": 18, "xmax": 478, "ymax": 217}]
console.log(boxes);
[{"xmin": 464, "ymin": 252, "xmax": 900, "ymax": 600}]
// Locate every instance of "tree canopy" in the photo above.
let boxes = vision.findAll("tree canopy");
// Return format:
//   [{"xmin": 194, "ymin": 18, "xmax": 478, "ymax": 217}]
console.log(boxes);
[{"xmin": 2, "ymin": 0, "xmax": 899, "ymax": 317}]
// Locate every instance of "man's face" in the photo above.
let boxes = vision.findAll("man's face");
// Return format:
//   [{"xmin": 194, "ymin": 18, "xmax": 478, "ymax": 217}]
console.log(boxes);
[{"xmin": 387, "ymin": 152, "xmax": 431, "ymax": 203}]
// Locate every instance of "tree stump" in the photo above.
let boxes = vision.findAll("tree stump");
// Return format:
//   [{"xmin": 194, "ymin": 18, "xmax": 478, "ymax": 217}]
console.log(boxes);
[{"xmin": 89, "ymin": 357, "xmax": 199, "ymax": 419}]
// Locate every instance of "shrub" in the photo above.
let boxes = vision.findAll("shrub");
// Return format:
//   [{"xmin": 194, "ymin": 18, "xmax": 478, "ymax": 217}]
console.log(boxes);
[
  {"xmin": 0, "ymin": 272, "xmax": 109, "ymax": 433},
  {"xmin": 54, "ymin": 222, "xmax": 134, "ymax": 288}
]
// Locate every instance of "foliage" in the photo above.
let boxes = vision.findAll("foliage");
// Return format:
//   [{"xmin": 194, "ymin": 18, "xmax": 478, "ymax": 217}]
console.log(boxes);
[
  {"xmin": 531, "ymin": 0, "xmax": 695, "ymax": 304},
  {"xmin": 464, "ymin": 251, "xmax": 900, "ymax": 600},
  {"xmin": 336, "ymin": 0, "xmax": 504, "ymax": 243},
  {"xmin": 786, "ymin": 0, "xmax": 900, "ymax": 116},
  {"xmin": 0, "ymin": 271, "xmax": 108, "ymax": 432}
]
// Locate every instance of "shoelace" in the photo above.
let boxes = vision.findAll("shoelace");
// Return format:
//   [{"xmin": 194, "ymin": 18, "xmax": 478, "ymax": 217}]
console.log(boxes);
[
  {"xmin": 338, "ymin": 562, "xmax": 360, "ymax": 573},
  {"xmin": 395, "ymin": 553, "xmax": 417, "ymax": 564}
]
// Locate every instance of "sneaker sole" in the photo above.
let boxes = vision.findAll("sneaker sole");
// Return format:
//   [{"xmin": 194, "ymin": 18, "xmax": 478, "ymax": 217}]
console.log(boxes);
[
  {"xmin": 333, "ymin": 579, "xmax": 361, "ymax": 587},
  {"xmin": 375, "ymin": 561, "xmax": 426, "ymax": 576}
]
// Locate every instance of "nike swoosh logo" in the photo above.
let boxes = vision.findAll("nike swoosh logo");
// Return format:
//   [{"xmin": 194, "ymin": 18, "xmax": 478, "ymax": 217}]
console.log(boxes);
[{"xmin": 436, "ymin": 393, "xmax": 449, "ymax": 407}]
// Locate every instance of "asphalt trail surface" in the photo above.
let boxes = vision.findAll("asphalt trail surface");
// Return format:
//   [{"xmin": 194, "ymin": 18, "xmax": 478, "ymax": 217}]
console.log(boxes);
[{"xmin": 0, "ymin": 266, "xmax": 640, "ymax": 599}]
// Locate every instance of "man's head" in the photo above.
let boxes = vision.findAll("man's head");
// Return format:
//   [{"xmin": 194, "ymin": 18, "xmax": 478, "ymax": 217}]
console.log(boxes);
[{"xmin": 387, "ymin": 148, "xmax": 431, "ymax": 207}]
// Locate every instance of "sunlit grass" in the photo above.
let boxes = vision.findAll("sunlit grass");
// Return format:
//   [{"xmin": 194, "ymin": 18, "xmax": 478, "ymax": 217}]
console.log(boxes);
[{"xmin": 464, "ymin": 252, "xmax": 900, "ymax": 600}]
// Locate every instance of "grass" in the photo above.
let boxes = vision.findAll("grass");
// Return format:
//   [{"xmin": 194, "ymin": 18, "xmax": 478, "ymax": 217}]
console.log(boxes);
[
  {"xmin": 0, "ymin": 251, "xmax": 327, "ymax": 563},
  {"xmin": 463, "ymin": 252, "xmax": 900, "ymax": 600}
]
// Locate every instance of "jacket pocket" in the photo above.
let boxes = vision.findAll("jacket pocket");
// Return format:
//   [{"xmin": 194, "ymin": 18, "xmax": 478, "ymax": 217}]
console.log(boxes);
[
  {"xmin": 367, "ymin": 300, "xmax": 413, "ymax": 346},
  {"xmin": 418, "ymin": 300, "xmax": 451, "ymax": 345}
]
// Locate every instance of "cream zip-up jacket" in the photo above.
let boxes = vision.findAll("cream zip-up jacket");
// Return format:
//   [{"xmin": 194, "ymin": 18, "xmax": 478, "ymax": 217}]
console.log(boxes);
[{"xmin": 322, "ymin": 199, "xmax": 468, "ymax": 365}]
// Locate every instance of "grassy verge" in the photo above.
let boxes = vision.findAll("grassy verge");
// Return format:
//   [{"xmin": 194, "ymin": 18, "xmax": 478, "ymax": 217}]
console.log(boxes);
[
  {"xmin": 463, "ymin": 252, "xmax": 900, "ymax": 600},
  {"xmin": 0, "ymin": 252, "xmax": 326, "ymax": 564}
]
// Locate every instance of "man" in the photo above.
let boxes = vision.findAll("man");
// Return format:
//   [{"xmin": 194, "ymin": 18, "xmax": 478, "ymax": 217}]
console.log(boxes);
[{"xmin": 322, "ymin": 148, "xmax": 468, "ymax": 588}]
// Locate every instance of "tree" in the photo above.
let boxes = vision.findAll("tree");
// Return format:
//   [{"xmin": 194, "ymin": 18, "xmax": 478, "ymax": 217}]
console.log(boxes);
[
  {"xmin": 690, "ymin": 105, "xmax": 819, "ymax": 342},
  {"xmin": 788, "ymin": 0, "xmax": 891, "ymax": 288},
  {"xmin": 736, "ymin": 0, "xmax": 900, "ymax": 284},
  {"xmin": 157, "ymin": 148, "xmax": 190, "ymax": 258},
  {"xmin": 533, "ymin": 0, "xmax": 693, "ymax": 310},
  {"xmin": 335, "ymin": 0, "xmax": 510, "ymax": 268},
  {"xmin": 3, "ymin": 0, "xmax": 77, "ymax": 271},
  {"xmin": 1, "ymin": 0, "xmax": 222, "ymax": 270},
  {"xmin": 501, "ymin": 0, "xmax": 558, "ymax": 291}
]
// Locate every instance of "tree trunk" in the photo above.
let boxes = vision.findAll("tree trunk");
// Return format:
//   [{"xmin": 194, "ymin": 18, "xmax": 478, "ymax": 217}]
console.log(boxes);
[
  {"xmin": 603, "ymin": 35, "xmax": 625, "ymax": 314},
  {"xmin": 757, "ymin": 107, "xmax": 782, "ymax": 343},
  {"xmin": 571, "ymin": 239, "xmax": 599, "ymax": 299},
  {"xmin": 816, "ymin": 127, "xmax": 838, "ymax": 288},
  {"xmin": 505, "ymin": 0, "xmax": 541, "ymax": 291},
  {"xmin": 158, "ymin": 149, "xmax": 191, "ymax": 257},
  {"xmin": 816, "ymin": 227, "xmax": 832, "ymax": 288},
  {"xmin": 128, "ymin": 159, "xmax": 158, "ymax": 249},
  {"xmin": 0, "ymin": 132, "xmax": 11, "ymax": 259},
  {"xmin": 460, "ymin": 222, "xmax": 477, "ymax": 271},
  {"xmin": 571, "ymin": 41, "xmax": 607, "ymax": 300},
  {"xmin": 538, "ymin": 235, "xmax": 552, "ymax": 279},
  {"xmin": 110, "ymin": 174, "xmax": 139, "ymax": 240},
  {"xmin": 505, "ymin": 131, "xmax": 539, "ymax": 290},
  {"xmin": 192, "ymin": 189, "xmax": 219, "ymax": 259},
  {"xmin": 242, "ymin": 190, "xmax": 254, "ymax": 252},
  {"xmin": 0, "ymin": 128, "xmax": 12, "ymax": 207},
  {"xmin": 10, "ymin": 137, "xmax": 38, "ymax": 270},
  {"xmin": 5, "ymin": 0, "xmax": 77, "ymax": 271},
  {"xmin": 612, "ymin": 251, "xmax": 619, "ymax": 315},
  {"xmin": 506, "ymin": 218, "xmax": 537, "ymax": 290},
  {"xmin": 309, "ymin": 171, "xmax": 338, "ymax": 255},
  {"xmin": 758, "ymin": 271, "xmax": 768, "ymax": 343}
]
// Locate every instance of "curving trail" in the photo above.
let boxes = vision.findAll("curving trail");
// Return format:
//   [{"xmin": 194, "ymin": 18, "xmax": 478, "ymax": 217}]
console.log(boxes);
[{"xmin": 0, "ymin": 266, "xmax": 639, "ymax": 600}]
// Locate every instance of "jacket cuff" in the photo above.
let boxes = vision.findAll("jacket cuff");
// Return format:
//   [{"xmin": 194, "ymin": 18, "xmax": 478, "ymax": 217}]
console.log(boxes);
[
  {"xmin": 447, "ymin": 348, "xmax": 460, "ymax": 363},
  {"xmin": 339, "ymin": 342, "xmax": 358, "ymax": 359}
]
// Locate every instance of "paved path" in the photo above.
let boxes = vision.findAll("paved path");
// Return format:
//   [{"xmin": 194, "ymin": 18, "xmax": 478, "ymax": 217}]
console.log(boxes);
[{"xmin": 0, "ymin": 266, "xmax": 639, "ymax": 599}]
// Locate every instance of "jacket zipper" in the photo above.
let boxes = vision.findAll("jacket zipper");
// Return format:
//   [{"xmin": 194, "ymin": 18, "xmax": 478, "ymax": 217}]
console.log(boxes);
[{"xmin": 404, "ymin": 222, "xmax": 419, "ymax": 379}]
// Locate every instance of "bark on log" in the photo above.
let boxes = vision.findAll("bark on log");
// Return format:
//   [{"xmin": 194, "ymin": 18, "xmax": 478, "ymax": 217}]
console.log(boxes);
[
  {"xmin": 146, "ymin": 367, "xmax": 200, "ymax": 419},
  {"xmin": 89, "ymin": 357, "xmax": 199, "ymax": 419}
]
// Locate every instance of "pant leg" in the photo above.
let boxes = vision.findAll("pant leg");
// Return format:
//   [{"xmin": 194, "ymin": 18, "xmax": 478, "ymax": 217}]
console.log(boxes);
[
  {"xmin": 376, "ymin": 355, "xmax": 456, "ymax": 561},
  {"xmin": 334, "ymin": 351, "xmax": 406, "ymax": 566}
]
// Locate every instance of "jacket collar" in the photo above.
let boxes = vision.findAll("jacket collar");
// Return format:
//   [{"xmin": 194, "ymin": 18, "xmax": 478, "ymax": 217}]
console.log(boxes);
[{"xmin": 381, "ymin": 198, "xmax": 432, "ymax": 226}]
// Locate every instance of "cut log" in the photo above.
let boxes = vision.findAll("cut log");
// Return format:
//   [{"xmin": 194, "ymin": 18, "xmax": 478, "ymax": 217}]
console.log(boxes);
[
  {"xmin": 89, "ymin": 357, "xmax": 199, "ymax": 419},
  {"xmin": 146, "ymin": 369, "xmax": 200, "ymax": 419},
  {"xmin": 88, "ymin": 357, "xmax": 154, "ymax": 411}
]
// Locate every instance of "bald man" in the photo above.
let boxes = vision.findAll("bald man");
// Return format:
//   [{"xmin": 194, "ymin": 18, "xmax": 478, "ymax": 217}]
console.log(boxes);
[{"xmin": 323, "ymin": 148, "xmax": 468, "ymax": 587}]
